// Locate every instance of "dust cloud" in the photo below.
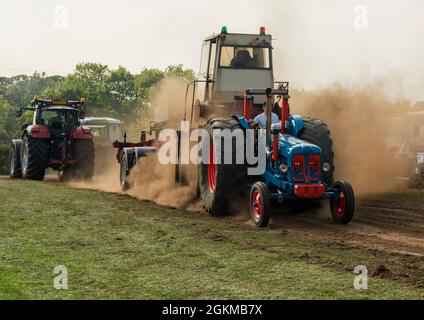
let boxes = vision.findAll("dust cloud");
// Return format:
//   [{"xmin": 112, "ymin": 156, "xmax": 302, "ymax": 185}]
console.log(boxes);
[
  {"xmin": 128, "ymin": 77, "xmax": 202, "ymax": 211},
  {"xmin": 67, "ymin": 154, "xmax": 121, "ymax": 193},
  {"xmin": 291, "ymin": 82, "xmax": 409, "ymax": 196},
  {"xmin": 79, "ymin": 79, "xmax": 411, "ymax": 208}
]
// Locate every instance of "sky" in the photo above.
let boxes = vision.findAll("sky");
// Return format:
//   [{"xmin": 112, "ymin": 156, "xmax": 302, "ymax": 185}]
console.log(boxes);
[{"xmin": 1, "ymin": 0, "xmax": 424, "ymax": 99}]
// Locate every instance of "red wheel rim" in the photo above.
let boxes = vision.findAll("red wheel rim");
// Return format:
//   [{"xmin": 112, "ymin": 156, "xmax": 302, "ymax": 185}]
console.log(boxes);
[
  {"xmin": 333, "ymin": 190, "xmax": 347, "ymax": 217},
  {"xmin": 251, "ymin": 190, "xmax": 262, "ymax": 220},
  {"xmin": 208, "ymin": 144, "xmax": 216, "ymax": 192}
]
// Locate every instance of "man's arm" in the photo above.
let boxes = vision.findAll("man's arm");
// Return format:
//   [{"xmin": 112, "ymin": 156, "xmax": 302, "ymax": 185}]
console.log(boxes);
[
  {"xmin": 249, "ymin": 115, "xmax": 260, "ymax": 129},
  {"xmin": 249, "ymin": 119, "xmax": 259, "ymax": 129}
]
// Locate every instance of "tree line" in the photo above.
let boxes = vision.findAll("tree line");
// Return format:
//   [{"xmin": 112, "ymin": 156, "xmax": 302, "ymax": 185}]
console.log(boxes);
[{"xmin": 0, "ymin": 63, "xmax": 195, "ymax": 173}]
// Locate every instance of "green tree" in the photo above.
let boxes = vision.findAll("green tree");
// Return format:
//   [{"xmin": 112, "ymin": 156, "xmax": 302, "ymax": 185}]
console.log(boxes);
[
  {"xmin": 164, "ymin": 64, "xmax": 195, "ymax": 81},
  {"xmin": 134, "ymin": 68, "xmax": 165, "ymax": 105},
  {"xmin": 4, "ymin": 73, "xmax": 63, "ymax": 110}
]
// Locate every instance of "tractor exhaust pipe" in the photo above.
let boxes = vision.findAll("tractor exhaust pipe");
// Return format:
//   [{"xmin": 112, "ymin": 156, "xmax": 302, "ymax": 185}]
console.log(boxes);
[
  {"xmin": 281, "ymin": 94, "xmax": 290, "ymax": 134},
  {"xmin": 271, "ymin": 126, "xmax": 279, "ymax": 162},
  {"xmin": 265, "ymin": 88, "xmax": 273, "ymax": 151}
]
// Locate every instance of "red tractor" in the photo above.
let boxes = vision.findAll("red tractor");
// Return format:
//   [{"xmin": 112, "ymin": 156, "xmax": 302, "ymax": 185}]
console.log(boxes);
[{"xmin": 9, "ymin": 97, "xmax": 95, "ymax": 182}]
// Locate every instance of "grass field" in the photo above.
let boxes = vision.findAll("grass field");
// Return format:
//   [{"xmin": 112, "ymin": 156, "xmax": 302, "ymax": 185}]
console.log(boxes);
[{"xmin": 0, "ymin": 178, "xmax": 423, "ymax": 300}]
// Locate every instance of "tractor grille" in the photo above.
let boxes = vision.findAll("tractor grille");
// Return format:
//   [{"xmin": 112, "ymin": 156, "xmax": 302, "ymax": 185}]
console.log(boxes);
[{"xmin": 292, "ymin": 154, "xmax": 321, "ymax": 183}]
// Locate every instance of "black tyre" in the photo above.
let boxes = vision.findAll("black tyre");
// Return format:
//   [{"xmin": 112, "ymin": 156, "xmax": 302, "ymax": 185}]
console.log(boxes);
[
  {"xmin": 199, "ymin": 118, "xmax": 247, "ymax": 216},
  {"xmin": 299, "ymin": 117, "xmax": 334, "ymax": 185},
  {"xmin": 250, "ymin": 182, "xmax": 271, "ymax": 227},
  {"xmin": 9, "ymin": 140, "xmax": 22, "ymax": 178},
  {"xmin": 330, "ymin": 180, "xmax": 355, "ymax": 224},
  {"xmin": 71, "ymin": 140, "xmax": 95, "ymax": 181},
  {"xmin": 120, "ymin": 150, "xmax": 133, "ymax": 191},
  {"xmin": 20, "ymin": 135, "xmax": 49, "ymax": 181}
]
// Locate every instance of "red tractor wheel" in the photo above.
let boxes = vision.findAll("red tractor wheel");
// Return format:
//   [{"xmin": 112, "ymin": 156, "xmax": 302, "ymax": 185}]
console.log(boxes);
[
  {"xmin": 249, "ymin": 182, "xmax": 271, "ymax": 228},
  {"xmin": 330, "ymin": 180, "xmax": 355, "ymax": 224}
]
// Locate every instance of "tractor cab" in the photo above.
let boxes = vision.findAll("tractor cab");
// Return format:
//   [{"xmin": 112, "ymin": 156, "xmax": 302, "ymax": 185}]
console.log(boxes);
[
  {"xmin": 188, "ymin": 27, "xmax": 274, "ymax": 120},
  {"xmin": 37, "ymin": 106, "xmax": 80, "ymax": 131},
  {"xmin": 80, "ymin": 117, "xmax": 123, "ymax": 145}
]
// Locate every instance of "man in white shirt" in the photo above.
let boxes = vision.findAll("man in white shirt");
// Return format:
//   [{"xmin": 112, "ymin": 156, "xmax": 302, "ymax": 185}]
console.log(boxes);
[{"xmin": 250, "ymin": 104, "xmax": 280, "ymax": 129}]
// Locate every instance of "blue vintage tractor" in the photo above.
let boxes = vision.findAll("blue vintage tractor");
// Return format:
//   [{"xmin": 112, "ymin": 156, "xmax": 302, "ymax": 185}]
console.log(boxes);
[
  {"xmin": 199, "ymin": 86, "xmax": 355, "ymax": 227},
  {"xmin": 116, "ymin": 27, "xmax": 355, "ymax": 227}
]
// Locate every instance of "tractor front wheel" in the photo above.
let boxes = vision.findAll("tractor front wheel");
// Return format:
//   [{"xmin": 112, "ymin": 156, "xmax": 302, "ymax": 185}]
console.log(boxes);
[
  {"xmin": 250, "ymin": 182, "xmax": 271, "ymax": 227},
  {"xmin": 330, "ymin": 180, "xmax": 355, "ymax": 224}
]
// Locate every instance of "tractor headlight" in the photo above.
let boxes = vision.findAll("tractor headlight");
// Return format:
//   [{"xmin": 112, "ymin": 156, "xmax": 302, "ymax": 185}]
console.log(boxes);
[
  {"xmin": 279, "ymin": 163, "xmax": 289, "ymax": 173},
  {"xmin": 323, "ymin": 162, "xmax": 331, "ymax": 172}
]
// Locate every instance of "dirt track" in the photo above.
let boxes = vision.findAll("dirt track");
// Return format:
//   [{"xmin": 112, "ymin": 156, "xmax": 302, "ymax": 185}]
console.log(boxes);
[
  {"xmin": 29, "ymin": 174, "xmax": 424, "ymax": 289},
  {"xmin": 263, "ymin": 192, "xmax": 424, "ymax": 288}
]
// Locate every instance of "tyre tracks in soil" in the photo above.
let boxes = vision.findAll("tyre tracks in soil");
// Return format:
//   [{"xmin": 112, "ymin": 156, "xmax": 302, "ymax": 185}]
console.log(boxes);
[{"xmin": 264, "ymin": 194, "xmax": 424, "ymax": 288}]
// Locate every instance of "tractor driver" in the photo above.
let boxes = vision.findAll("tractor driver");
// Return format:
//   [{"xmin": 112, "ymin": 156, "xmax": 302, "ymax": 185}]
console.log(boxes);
[
  {"xmin": 249, "ymin": 103, "xmax": 279, "ymax": 129},
  {"xmin": 230, "ymin": 50, "xmax": 255, "ymax": 68}
]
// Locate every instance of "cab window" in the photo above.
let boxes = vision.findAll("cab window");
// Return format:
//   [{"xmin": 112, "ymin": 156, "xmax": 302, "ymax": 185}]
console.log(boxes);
[{"xmin": 220, "ymin": 46, "xmax": 270, "ymax": 69}]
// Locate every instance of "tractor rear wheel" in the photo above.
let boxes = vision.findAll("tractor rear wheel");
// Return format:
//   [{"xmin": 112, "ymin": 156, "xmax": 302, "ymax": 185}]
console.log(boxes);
[
  {"xmin": 330, "ymin": 180, "xmax": 355, "ymax": 224},
  {"xmin": 20, "ymin": 135, "xmax": 49, "ymax": 181},
  {"xmin": 199, "ymin": 118, "xmax": 247, "ymax": 216},
  {"xmin": 9, "ymin": 140, "xmax": 22, "ymax": 178},
  {"xmin": 250, "ymin": 182, "xmax": 271, "ymax": 227},
  {"xmin": 299, "ymin": 117, "xmax": 334, "ymax": 186},
  {"xmin": 70, "ymin": 140, "xmax": 95, "ymax": 181}
]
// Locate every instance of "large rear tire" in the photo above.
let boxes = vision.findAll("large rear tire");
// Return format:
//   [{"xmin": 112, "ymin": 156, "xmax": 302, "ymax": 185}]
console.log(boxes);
[
  {"xmin": 71, "ymin": 140, "xmax": 95, "ymax": 181},
  {"xmin": 299, "ymin": 117, "xmax": 334, "ymax": 185},
  {"xmin": 9, "ymin": 140, "xmax": 22, "ymax": 178},
  {"xmin": 20, "ymin": 135, "xmax": 49, "ymax": 181},
  {"xmin": 199, "ymin": 118, "xmax": 247, "ymax": 216}
]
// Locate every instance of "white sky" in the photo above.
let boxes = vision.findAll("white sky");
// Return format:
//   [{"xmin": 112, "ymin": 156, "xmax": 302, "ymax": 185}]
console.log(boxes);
[{"xmin": 1, "ymin": 0, "xmax": 424, "ymax": 99}]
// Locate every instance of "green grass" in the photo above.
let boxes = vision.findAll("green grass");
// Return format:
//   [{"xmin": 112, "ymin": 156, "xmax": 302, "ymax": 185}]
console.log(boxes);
[{"xmin": 0, "ymin": 178, "xmax": 422, "ymax": 299}]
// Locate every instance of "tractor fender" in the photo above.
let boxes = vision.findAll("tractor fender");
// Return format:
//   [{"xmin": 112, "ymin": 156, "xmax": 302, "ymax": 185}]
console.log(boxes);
[
  {"xmin": 72, "ymin": 126, "xmax": 93, "ymax": 140},
  {"xmin": 287, "ymin": 115, "xmax": 304, "ymax": 137},
  {"xmin": 26, "ymin": 124, "xmax": 51, "ymax": 139}
]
